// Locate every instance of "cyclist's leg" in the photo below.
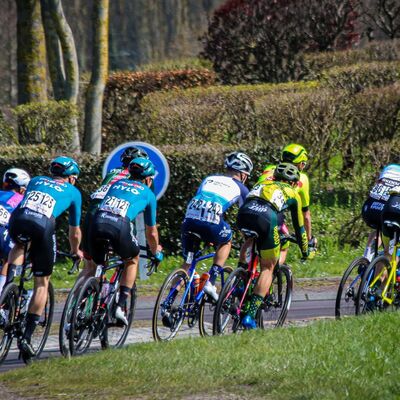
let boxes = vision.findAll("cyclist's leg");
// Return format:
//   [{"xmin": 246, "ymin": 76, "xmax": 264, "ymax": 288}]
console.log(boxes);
[
  {"xmin": 381, "ymin": 194, "xmax": 400, "ymax": 262},
  {"xmin": 0, "ymin": 226, "xmax": 13, "ymax": 294},
  {"xmin": 78, "ymin": 208, "xmax": 97, "ymax": 280}
]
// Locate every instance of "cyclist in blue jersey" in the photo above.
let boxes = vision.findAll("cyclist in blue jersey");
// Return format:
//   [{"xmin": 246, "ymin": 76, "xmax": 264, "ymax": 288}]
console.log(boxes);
[
  {"xmin": 89, "ymin": 157, "xmax": 163, "ymax": 325},
  {"xmin": 7, "ymin": 156, "xmax": 82, "ymax": 361},
  {"xmin": 181, "ymin": 152, "xmax": 253, "ymax": 302},
  {"xmin": 0, "ymin": 168, "xmax": 31, "ymax": 295}
]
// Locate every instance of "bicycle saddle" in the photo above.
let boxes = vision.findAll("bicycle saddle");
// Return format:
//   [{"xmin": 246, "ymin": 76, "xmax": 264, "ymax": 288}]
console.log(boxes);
[
  {"xmin": 17, "ymin": 234, "xmax": 32, "ymax": 243},
  {"xmin": 240, "ymin": 229, "xmax": 259, "ymax": 239},
  {"xmin": 383, "ymin": 220, "xmax": 400, "ymax": 231}
]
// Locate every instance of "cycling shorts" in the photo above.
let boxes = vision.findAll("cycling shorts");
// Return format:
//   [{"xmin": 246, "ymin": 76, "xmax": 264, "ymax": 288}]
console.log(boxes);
[
  {"xmin": 381, "ymin": 194, "xmax": 400, "ymax": 243},
  {"xmin": 0, "ymin": 226, "xmax": 12, "ymax": 259},
  {"xmin": 9, "ymin": 208, "xmax": 56, "ymax": 277},
  {"xmin": 181, "ymin": 218, "xmax": 232, "ymax": 256},
  {"xmin": 89, "ymin": 211, "xmax": 140, "ymax": 264},
  {"xmin": 81, "ymin": 205, "xmax": 97, "ymax": 258},
  {"xmin": 362, "ymin": 197, "xmax": 385, "ymax": 229},
  {"xmin": 237, "ymin": 198, "xmax": 281, "ymax": 260}
]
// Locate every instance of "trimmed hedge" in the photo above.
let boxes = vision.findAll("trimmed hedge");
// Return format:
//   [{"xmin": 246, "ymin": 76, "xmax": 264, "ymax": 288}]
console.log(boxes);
[{"xmin": 0, "ymin": 111, "xmax": 18, "ymax": 146}]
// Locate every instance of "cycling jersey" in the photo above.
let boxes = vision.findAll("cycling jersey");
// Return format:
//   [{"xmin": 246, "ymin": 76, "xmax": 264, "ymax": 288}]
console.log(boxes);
[
  {"xmin": 184, "ymin": 175, "xmax": 248, "ymax": 225},
  {"xmin": 0, "ymin": 191, "xmax": 23, "ymax": 227},
  {"xmin": 257, "ymin": 165, "xmax": 310, "ymax": 210},
  {"xmin": 20, "ymin": 176, "xmax": 82, "ymax": 226},
  {"xmin": 98, "ymin": 179, "xmax": 157, "ymax": 226}
]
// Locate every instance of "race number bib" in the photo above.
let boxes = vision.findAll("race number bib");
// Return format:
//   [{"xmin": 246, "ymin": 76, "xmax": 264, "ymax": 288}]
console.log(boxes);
[
  {"xmin": 22, "ymin": 191, "xmax": 56, "ymax": 218},
  {"xmin": 0, "ymin": 205, "xmax": 10, "ymax": 226},
  {"xmin": 370, "ymin": 183, "xmax": 391, "ymax": 201},
  {"xmin": 90, "ymin": 184, "xmax": 110, "ymax": 200},
  {"xmin": 186, "ymin": 198, "xmax": 222, "ymax": 224},
  {"xmin": 270, "ymin": 190, "xmax": 285, "ymax": 211},
  {"xmin": 100, "ymin": 196, "xmax": 130, "ymax": 217}
]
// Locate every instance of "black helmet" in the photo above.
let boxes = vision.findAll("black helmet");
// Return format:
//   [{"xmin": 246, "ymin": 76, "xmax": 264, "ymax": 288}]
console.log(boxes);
[
  {"xmin": 120, "ymin": 146, "xmax": 149, "ymax": 168},
  {"xmin": 274, "ymin": 163, "xmax": 300, "ymax": 183}
]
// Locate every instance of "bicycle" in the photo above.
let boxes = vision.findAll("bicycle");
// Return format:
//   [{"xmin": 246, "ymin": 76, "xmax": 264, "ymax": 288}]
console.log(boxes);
[
  {"xmin": 213, "ymin": 229, "xmax": 294, "ymax": 335},
  {"xmin": 152, "ymin": 231, "xmax": 232, "ymax": 341},
  {"xmin": 335, "ymin": 229, "xmax": 381, "ymax": 319},
  {"xmin": 0, "ymin": 237, "xmax": 55, "ymax": 364},
  {"xmin": 356, "ymin": 220, "xmax": 400, "ymax": 314},
  {"xmin": 68, "ymin": 243, "xmax": 158, "ymax": 356}
]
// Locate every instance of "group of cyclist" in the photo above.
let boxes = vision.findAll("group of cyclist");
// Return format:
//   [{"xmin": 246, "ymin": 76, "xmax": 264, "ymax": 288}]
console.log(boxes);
[{"xmin": 1, "ymin": 139, "xmax": 398, "ymax": 362}]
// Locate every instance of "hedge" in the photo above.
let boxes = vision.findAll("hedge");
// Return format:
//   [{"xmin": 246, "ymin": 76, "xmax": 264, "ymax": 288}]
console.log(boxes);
[{"xmin": 0, "ymin": 111, "xmax": 18, "ymax": 146}]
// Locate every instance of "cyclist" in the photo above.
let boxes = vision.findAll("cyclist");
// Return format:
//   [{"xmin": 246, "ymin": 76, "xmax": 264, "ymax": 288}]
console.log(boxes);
[
  {"xmin": 88, "ymin": 157, "xmax": 163, "ymax": 325},
  {"xmin": 0, "ymin": 168, "xmax": 31, "ymax": 295},
  {"xmin": 7, "ymin": 156, "xmax": 82, "ymax": 361},
  {"xmin": 381, "ymin": 183, "xmax": 400, "ymax": 259},
  {"xmin": 258, "ymin": 144, "xmax": 316, "ymax": 263},
  {"xmin": 180, "ymin": 151, "xmax": 252, "ymax": 302},
  {"xmin": 237, "ymin": 163, "xmax": 310, "ymax": 329},
  {"xmin": 80, "ymin": 146, "xmax": 149, "ymax": 278}
]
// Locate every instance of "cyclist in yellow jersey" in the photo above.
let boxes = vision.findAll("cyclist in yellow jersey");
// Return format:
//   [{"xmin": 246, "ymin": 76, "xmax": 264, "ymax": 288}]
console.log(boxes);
[
  {"xmin": 237, "ymin": 163, "xmax": 310, "ymax": 329},
  {"xmin": 257, "ymin": 144, "xmax": 315, "ymax": 264}
]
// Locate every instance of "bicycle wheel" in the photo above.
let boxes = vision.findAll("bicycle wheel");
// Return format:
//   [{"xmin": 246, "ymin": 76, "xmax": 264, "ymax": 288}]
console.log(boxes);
[
  {"xmin": 257, "ymin": 264, "xmax": 293, "ymax": 329},
  {"xmin": 152, "ymin": 269, "xmax": 189, "ymax": 342},
  {"xmin": 102, "ymin": 283, "xmax": 136, "ymax": 349},
  {"xmin": 356, "ymin": 255, "xmax": 393, "ymax": 315},
  {"xmin": 69, "ymin": 277, "xmax": 100, "ymax": 355},
  {"xmin": 29, "ymin": 281, "xmax": 55, "ymax": 358},
  {"xmin": 213, "ymin": 267, "xmax": 248, "ymax": 335},
  {"xmin": 335, "ymin": 257, "xmax": 368, "ymax": 319},
  {"xmin": 198, "ymin": 266, "xmax": 233, "ymax": 337},
  {"xmin": 0, "ymin": 283, "xmax": 18, "ymax": 364},
  {"xmin": 59, "ymin": 276, "xmax": 85, "ymax": 357}
]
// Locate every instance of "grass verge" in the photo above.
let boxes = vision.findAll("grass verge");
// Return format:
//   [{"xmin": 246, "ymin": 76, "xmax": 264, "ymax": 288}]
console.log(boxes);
[{"xmin": 1, "ymin": 312, "xmax": 398, "ymax": 399}]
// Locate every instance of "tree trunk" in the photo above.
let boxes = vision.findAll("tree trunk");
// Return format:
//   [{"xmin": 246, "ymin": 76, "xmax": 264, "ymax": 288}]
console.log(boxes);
[
  {"xmin": 83, "ymin": 0, "xmax": 109, "ymax": 154},
  {"xmin": 16, "ymin": 0, "xmax": 47, "ymax": 105}
]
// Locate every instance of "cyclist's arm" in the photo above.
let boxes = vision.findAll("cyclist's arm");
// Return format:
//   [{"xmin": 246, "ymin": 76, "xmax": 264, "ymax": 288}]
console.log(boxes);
[
  {"xmin": 298, "ymin": 173, "xmax": 312, "ymax": 240},
  {"xmin": 288, "ymin": 191, "xmax": 308, "ymax": 257},
  {"xmin": 68, "ymin": 225, "xmax": 82, "ymax": 255},
  {"xmin": 303, "ymin": 209, "xmax": 312, "ymax": 241},
  {"xmin": 143, "ymin": 191, "xmax": 161, "ymax": 255},
  {"xmin": 68, "ymin": 187, "xmax": 83, "ymax": 256}
]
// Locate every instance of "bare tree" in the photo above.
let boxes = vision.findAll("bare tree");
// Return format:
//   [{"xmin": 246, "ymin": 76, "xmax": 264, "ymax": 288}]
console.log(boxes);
[{"xmin": 83, "ymin": 0, "xmax": 109, "ymax": 154}]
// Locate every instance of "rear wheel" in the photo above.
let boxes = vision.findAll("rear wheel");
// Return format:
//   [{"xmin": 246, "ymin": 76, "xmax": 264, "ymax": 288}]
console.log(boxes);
[
  {"xmin": 335, "ymin": 257, "xmax": 368, "ymax": 319},
  {"xmin": 257, "ymin": 264, "xmax": 292, "ymax": 329},
  {"xmin": 0, "ymin": 283, "xmax": 18, "ymax": 364},
  {"xmin": 199, "ymin": 266, "xmax": 233, "ymax": 337},
  {"xmin": 152, "ymin": 269, "xmax": 189, "ymax": 342},
  {"xmin": 213, "ymin": 267, "xmax": 248, "ymax": 335},
  {"xmin": 69, "ymin": 277, "xmax": 100, "ymax": 355}
]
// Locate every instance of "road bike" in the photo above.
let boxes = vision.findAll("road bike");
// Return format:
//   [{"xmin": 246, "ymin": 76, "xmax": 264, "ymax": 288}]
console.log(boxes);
[
  {"xmin": 213, "ymin": 229, "xmax": 294, "ymax": 335},
  {"xmin": 356, "ymin": 220, "xmax": 400, "ymax": 314},
  {"xmin": 152, "ymin": 231, "xmax": 232, "ymax": 341},
  {"xmin": 67, "ymin": 243, "xmax": 157, "ymax": 356}
]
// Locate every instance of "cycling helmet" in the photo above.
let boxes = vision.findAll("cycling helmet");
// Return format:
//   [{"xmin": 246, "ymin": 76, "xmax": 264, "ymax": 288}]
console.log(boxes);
[
  {"xmin": 274, "ymin": 163, "xmax": 300, "ymax": 183},
  {"xmin": 224, "ymin": 151, "xmax": 253, "ymax": 175},
  {"xmin": 50, "ymin": 156, "xmax": 80, "ymax": 177},
  {"xmin": 120, "ymin": 146, "xmax": 149, "ymax": 168},
  {"xmin": 281, "ymin": 143, "xmax": 308, "ymax": 164},
  {"xmin": 128, "ymin": 157, "xmax": 155, "ymax": 179},
  {"xmin": 3, "ymin": 168, "xmax": 30, "ymax": 189}
]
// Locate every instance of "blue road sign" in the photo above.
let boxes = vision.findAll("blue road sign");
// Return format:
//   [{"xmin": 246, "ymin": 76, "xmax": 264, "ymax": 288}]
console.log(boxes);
[{"xmin": 103, "ymin": 141, "xmax": 170, "ymax": 200}]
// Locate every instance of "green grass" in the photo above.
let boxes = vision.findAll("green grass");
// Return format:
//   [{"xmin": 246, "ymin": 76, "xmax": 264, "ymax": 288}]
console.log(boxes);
[{"xmin": 1, "ymin": 312, "xmax": 399, "ymax": 399}]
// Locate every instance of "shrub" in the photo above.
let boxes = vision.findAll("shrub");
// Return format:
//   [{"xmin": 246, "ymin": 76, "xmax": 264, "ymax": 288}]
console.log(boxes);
[
  {"xmin": 0, "ymin": 111, "xmax": 18, "ymax": 145},
  {"xmin": 13, "ymin": 101, "xmax": 77, "ymax": 150}
]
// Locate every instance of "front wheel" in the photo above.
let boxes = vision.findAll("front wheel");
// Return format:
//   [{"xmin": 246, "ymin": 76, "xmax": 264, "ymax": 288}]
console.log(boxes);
[
  {"xmin": 152, "ymin": 269, "xmax": 189, "ymax": 342},
  {"xmin": 199, "ymin": 266, "xmax": 233, "ymax": 337},
  {"xmin": 257, "ymin": 264, "xmax": 292, "ymax": 329},
  {"xmin": 335, "ymin": 257, "xmax": 368, "ymax": 319}
]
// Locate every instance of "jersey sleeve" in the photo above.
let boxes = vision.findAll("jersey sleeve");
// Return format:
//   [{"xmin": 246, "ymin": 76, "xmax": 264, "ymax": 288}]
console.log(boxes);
[
  {"xmin": 68, "ymin": 187, "xmax": 82, "ymax": 227},
  {"xmin": 235, "ymin": 181, "xmax": 249, "ymax": 207},
  {"xmin": 297, "ymin": 173, "xmax": 310, "ymax": 211},
  {"xmin": 144, "ymin": 190, "xmax": 157, "ymax": 227},
  {"xmin": 288, "ymin": 189, "xmax": 308, "ymax": 256}
]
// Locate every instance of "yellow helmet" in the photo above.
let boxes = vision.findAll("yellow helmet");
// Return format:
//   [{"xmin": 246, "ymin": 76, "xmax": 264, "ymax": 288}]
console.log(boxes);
[{"xmin": 281, "ymin": 144, "xmax": 308, "ymax": 164}]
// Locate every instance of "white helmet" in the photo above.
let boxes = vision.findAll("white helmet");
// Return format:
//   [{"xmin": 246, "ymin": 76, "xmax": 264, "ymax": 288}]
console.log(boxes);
[
  {"xmin": 224, "ymin": 152, "xmax": 253, "ymax": 175},
  {"xmin": 3, "ymin": 168, "xmax": 31, "ymax": 189}
]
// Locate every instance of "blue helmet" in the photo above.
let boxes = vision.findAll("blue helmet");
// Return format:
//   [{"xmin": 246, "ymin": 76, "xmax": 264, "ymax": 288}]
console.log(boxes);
[
  {"xmin": 128, "ymin": 157, "xmax": 155, "ymax": 179},
  {"xmin": 50, "ymin": 156, "xmax": 80, "ymax": 177}
]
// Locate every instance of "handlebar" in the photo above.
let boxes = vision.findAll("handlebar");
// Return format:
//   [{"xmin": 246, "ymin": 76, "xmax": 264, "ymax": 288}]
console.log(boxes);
[{"xmin": 56, "ymin": 251, "xmax": 81, "ymax": 275}]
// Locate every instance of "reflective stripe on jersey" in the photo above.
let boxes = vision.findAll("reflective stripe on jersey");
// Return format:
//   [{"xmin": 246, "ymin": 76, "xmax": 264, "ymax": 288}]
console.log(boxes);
[
  {"xmin": 185, "ymin": 175, "xmax": 248, "ymax": 224},
  {"xmin": 99, "ymin": 179, "xmax": 157, "ymax": 225},
  {"xmin": 0, "ymin": 191, "xmax": 23, "ymax": 226},
  {"xmin": 21, "ymin": 176, "xmax": 82, "ymax": 226}
]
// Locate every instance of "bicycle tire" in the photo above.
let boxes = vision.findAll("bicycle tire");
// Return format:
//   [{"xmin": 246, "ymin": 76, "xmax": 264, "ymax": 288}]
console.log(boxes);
[
  {"xmin": 213, "ymin": 267, "xmax": 248, "ymax": 336},
  {"xmin": 0, "ymin": 283, "xmax": 18, "ymax": 364},
  {"xmin": 59, "ymin": 276, "xmax": 86, "ymax": 357},
  {"xmin": 198, "ymin": 266, "xmax": 233, "ymax": 337},
  {"xmin": 69, "ymin": 277, "xmax": 100, "ymax": 355},
  {"xmin": 29, "ymin": 281, "xmax": 55, "ymax": 359},
  {"xmin": 356, "ymin": 255, "xmax": 393, "ymax": 315},
  {"xmin": 102, "ymin": 283, "xmax": 137, "ymax": 349},
  {"xmin": 257, "ymin": 264, "xmax": 293, "ymax": 329},
  {"xmin": 152, "ymin": 269, "xmax": 189, "ymax": 342},
  {"xmin": 335, "ymin": 256, "xmax": 368, "ymax": 320}
]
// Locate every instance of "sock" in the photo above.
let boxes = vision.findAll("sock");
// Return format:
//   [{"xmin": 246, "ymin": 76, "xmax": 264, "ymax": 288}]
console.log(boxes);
[
  {"xmin": 209, "ymin": 264, "xmax": 221, "ymax": 285},
  {"xmin": 0, "ymin": 275, "xmax": 6, "ymax": 294},
  {"xmin": 247, "ymin": 294, "xmax": 264, "ymax": 319},
  {"xmin": 117, "ymin": 286, "xmax": 131, "ymax": 308},
  {"xmin": 23, "ymin": 313, "xmax": 40, "ymax": 342}
]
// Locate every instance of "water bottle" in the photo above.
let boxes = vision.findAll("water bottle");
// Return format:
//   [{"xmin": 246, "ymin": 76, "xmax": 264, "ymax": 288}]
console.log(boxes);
[
  {"xmin": 101, "ymin": 278, "xmax": 110, "ymax": 301},
  {"xmin": 199, "ymin": 272, "xmax": 210, "ymax": 292},
  {"xmin": 192, "ymin": 272, "xmax": 200, "ymax": 295}
]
